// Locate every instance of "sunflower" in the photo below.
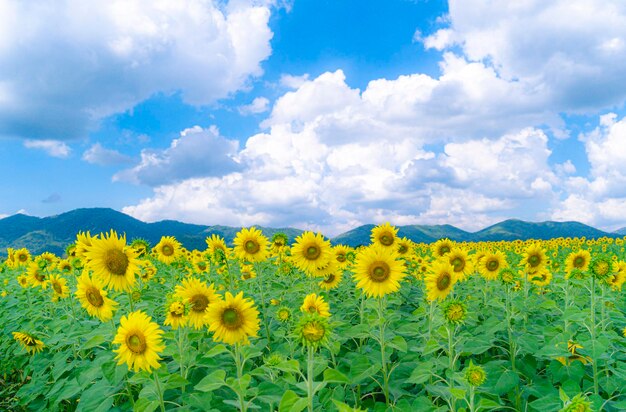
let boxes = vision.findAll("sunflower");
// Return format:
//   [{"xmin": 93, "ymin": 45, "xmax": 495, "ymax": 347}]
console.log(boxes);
[
  {"xmin": 240, "ymin": 263, "xmax": 257, "ymax": 280},
  {"xmin": 84, "ymin": 230, "xmax": 139, "ymax": 292},
  {"xmin": 271, "ymin": 232, "xmax": 289, "ymax": 253},
  {"xmin": 174, "ymin": 278, "xmax": 219, "ymax": 329},
  {"xmin": 49, "ymin": 274, "xmax": 69, "ymax": 302},
  {"xmin": 447, "ymin": 248, "xmax": 473, "ymax": 281},
  {"xmin": 478, "ymin": 251, "xmax": 508, "ymax": 280},
  {"xmin": 424, "ymin": 260, "xmax": 457, "ymax": 301},
  {"xmin": 332, "ymin": 245, "xmax": 351, "ymax": 268},
  {"xmin": 276, "ymin": 306, "xmax": 292, "ymax": 323},
  {"xmin": 27, "ymin": 262, "xmax": 48, "ymax": 289},
  {"xmin": 153, "ymin": 236, "xmax": 182, "ymax": 265},
  {"xmin": 464, "ymin": 361, "xmax": 486, "ymax": 387},
  {"xmin": 233, "ymin": 227, "xmax": 269, "ymax": 263},
  {"xmin": 164, "ymin": 301, "xmax": 187, "ymax": 330},
  {"xmin": 396, "ymin": 237, "xmax": 414, "ymax": 258},
  {"xmin": 75, "ymin": 231, "xmax": 93, "ymax": 259},
  {"xmin": 36, "ymin": 252, "xmax": 57, "ymax": 269},
  {"xmin": 296, "ymin": 314, "xmax": 330, "ymax": 349},
  {"xmin": 130, "ymin": 238, "xmax": 151, "ymax": 258},
  {"xmin": 606, "ymin": 263, "xmax": 626, "ymax": 291},
  {"xmin": 370, "ymin": 222, "xmax": 398, "ymax": 248},
  {"xmin": 318, "ymin": 271, "xmax": 343, "ymax": 290},
  {"xmin": 75, "ymin": 271, "xmax": 118, "ymax": 322},
  {"xmin": 528, "ymin": 268, "xmax": 552, "ymax": 287},
  {"xmin": 206, "ymin": 234, "xmax": 229, "ymax": 263},
  {"xmin": 14, "ymin": 248, "xmax": 31, "ymax": 266},
  {"xmin": 353, "ymin": 245, "xmax": 406, "ymax": 298},
  {"xmin": 12, "ymin": 332, "xmax": 45, "ymax": 354},
  {"xmin": 589, "ymin": 254, "xmax": 614, "ymax": 280},
  {"xmin": 139, "ymin": 260, "xmax": 157, "ymax": 282},
  {"xmin": 17, "ymin": 274, "xmax": 29, "ymax": 288},
  {"xmin": 113, "ymin": 311, "xmax": 165, "ymax": 373},
  {"xmin": 499, "ymin": 268, "xmax": 518, "ymax": 285},
  {"xmin": 193, "ymin": 256, "xmax": 210, "ymax": 274},
  {"xmin": 431, "ymin": 238, "xmax": 455, "ymax": 258},
  {"xmin": 521, "ymin": 243, "xmax": 548, "ymax": 271},
  {"xmin": 57, "ymin": 259, "xmax": 73, "ymax": 274},
  {"xmin": 300, "ymin": 293, "xmax": 331, "ymax": 317},
  {"xmin": 291, "ymin": 232, "xmax": 333, "ymax": 276},
  {"xmin": 442, "ymin": 299, "xmax": 467, "ymax": 325},
  {"xmin": 206, "ymin": 292, "xmax": 260, "ymax": 345}
]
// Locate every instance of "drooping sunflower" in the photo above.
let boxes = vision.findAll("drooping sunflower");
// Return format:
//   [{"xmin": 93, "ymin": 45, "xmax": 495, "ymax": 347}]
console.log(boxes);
[
  {"xmin": 113, "ymin": 310, "xmax": 165, "ymax": 373},
  {"xmin": 84, "ymin": 230, "xmax": 139, "ymax": 292},
  {"xmin": 48, "ymin": 274, "xmax": 69, "ymax": 302},
  {"xmin": 521, "ymin": 243, "xmax": 548, "ymax": 271},
  {"xmin": 291, "ymin": 232, "xmax": 333, "ymax": 276},
  {"xmin": 300, "ymin": 293, "xmax": 331, "ymax": 317},
  {"xmin": 424, "ymin": 260, "xmax": 457, "ymax": 301},
  {"xmin": 370, "ymin": 222, "xmax": 398, "ymax": 248},
  {"xmin": 606, "ymin": 263, "xmax": 626, "ymax": 291},
  {"xmin": 12, "ymin": 332, "xmax": 45, "ymax": 355},
  {"xmin": 318, "ymin": 271, "xmax": 343, "ymax": 290},
  {"xmin": 478, "ymin": 251, "xmax": 508, "ymax": 280},
  {"xmin": 164, "ymin": 301, "xmax": 187, "ymax": 330},
  {"xmin": 174, "ymin": 278, "xmax": 220, "ymax": 329},
  {"xmin": 447, "ymin": 248, "xmax": 473, "ymax": 281},
  {"xmin": 233, "ymin": 227, "xmax": 269, "ymax": 263},
  {"xmin": 153, "ymin": 236, "xmax": 182, "ymax": 265},
  {"xmin": 528, "ymin": 268, "xmax": 552, "ymax": 287},
  {"xmin": 431, "ymin": 238, "xmax": 455, "ymax": 258},
  {"xmin": 353, "ymin": 245, "xmax": 406, "ymax": 298},
  {"xmin": 75, "ymin": 271, "xmax": 118, "ymax": 322},
  {"xmin": 138, "ymin": 260, "xmax": 157, "ymax": 282},
  {"xmin": 27, "ymin": 262, "xmax": 48, "ymax": 289},
  {"xmin": 270, "ymin": 232, "xmax": 289, "ymax": 254},
  {"xmin": 565, "ymin": 249, "xmax": 591, "ymax": 273},
  {"xmin": 206, "ymin": 234, "xmax": 229, "ymax": 263},
  {"xmin": 206, "ymin": 291, "xmax": 260, "ymax": 345}
]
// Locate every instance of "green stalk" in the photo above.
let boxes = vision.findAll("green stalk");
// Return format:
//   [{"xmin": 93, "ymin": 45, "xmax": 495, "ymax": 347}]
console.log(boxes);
[
  {"xmin": 254, "ymin": 262, "xmax": 271, "ymax": 347},
  {"xmin": 590, "ymin": 276, "xmax": 599, "ymax": 396},
  {"xmin": 234, "ymin": 343, "xmax": 247, "ymax": 412},
  {"xmin": 153, "ymin": 371, "xmax": 166, "ymax": 412},
  {"xmin": 447, "ymin": 324, "xmax": 456, "ymax": 412},
  {"xmin": 378, "ymin": 298, "xmax": 390, "ymax": 406},
  {"xmin": 307, "ymin": 345, "xmax": 315, "ymax": 412}
]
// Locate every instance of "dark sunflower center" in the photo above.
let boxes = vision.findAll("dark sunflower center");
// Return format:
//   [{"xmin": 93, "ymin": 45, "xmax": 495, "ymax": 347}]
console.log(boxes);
[
  {"xmin": 222, "ymin": 308, "xmax": 242, "ymax": 329},
  {"xmin": 126, "ymin": 333, "xmax": 147, "ymax": 354},
  {"xmin": 161, "ymin": 245, "xmax": 174, "ymax": 256},
  {"xmin": 197, "ymin": 262, "xmax": 207, "ymax": 270},
  {"xmin": 34, "ymin": 271, "xmax": 46, "ymax": 282},
  {"xmin": 191, "ymin": 294, "xmax": 209, "ymax": 312},
  {"xmin": 379, "ymin": 233, "xmax": 394, "ymax": 246},
  {"xmin": 306, "ymin": 245, "xmax": 321, "ymax": 260},
  {"xmin": 398, "ymin": 245, "xmax": 408, "ymax": 254},
  {"xmin": 369, "ymin": 261, "xmax": 390, "ymax": 282},
  {"xmin": 487, "ymin": 260, "xmax": 499, "ymax": 271},
  {"xmin": 52, "ymin": 281, "xmax": 62, "ymax": 294},
  {"xmin": 18, "ymin": 254, "xmax": 28, "ymax": 262},
  {"xmin": 439, "ymin": 246, "xmax": 450, "ymax": 255},
  {"xmin": 307, "ymin": 305, "xmax": 317, "ymax": 314},
  {"xmin": 574, "ymin": 256, "xmax": 585, "ymax": 268},
  {"xmin": 86, "ymin": 287, "xmax": 104, "ymax": 307},
  {"xmin": 528, "ymin": 255, "xmax": 540, "ymax": 267},
  {"xmin": 104, "ymin": 249, "xmax": 129, "ymax": 276},
  {"xmin": 336, "ymin": 253, "xmax": 346, "ymax": 263},
  {"xmin": 451, "ymin": 257, "xmax": 463, "ymax": 271},
  {"xmin": 245, "ymin": 240, "xmax": 260, "ymax": 254},
  {"xmin": 24, "ymin": 336, "xmax": 37, "ymax": 346},
  {"xmin": 437, "ymin": 272, "xmax": 451, "ymax": 290},
  {"xmin": 38, "ymin": 260, "xmax": 47, "ymax": 269},
  {"xmin": 323, "ymin": 274, "xmax": 336, "ymax": 283}
]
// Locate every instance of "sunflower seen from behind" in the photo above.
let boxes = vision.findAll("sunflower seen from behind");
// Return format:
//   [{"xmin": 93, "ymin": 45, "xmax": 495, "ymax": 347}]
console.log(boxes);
[
  {"xmin": 85, "ymin": 230, "xmax": 140, "ymax": 292},
  {"xmin": 76, "ymin": 271, "xmax": 118, "ymax": 322},
  {"xmin": 113, "ymin": 310, "xmax": 165, "ymax": 373},
  {"xmin": 353, "ymin": 245, "xmax": 406, "ymax": 298},
  {"xmin": 206, "ymin": 291, "xmax": 260, "ymax": 345},
  {"xmin": 233, "ymin": 227, "xmax": 269, "ymax": 263}
]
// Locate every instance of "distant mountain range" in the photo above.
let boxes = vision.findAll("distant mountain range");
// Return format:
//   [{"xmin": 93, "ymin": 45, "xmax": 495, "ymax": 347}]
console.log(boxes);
[{"xmin": 0, "ymin": 208, "xmax": 623, "ymax": 256}]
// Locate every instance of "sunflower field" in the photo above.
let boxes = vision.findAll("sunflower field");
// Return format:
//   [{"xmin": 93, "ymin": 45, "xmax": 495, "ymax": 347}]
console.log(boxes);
[{"xmin": 1, "ymin": 224, "xmax": 626, "ymax": 412}]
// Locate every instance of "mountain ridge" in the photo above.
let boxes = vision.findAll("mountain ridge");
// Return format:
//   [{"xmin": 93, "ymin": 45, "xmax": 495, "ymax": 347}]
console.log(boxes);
[{"xmin": 0, "ymin": 208, "xmax": 622, "ymax": 255}]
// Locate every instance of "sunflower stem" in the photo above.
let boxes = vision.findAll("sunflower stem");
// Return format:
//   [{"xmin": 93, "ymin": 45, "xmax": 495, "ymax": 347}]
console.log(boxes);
[
  {"xmin": 447, "ymin": 324, "xmax": 456, "ymax": 412},
  {"xmin": 178, "ymin": 326, "xmax": 187, "ymax": 391},
  {"xmin": 306, "ymin": 345, "xmax": 315, "ymax": 412},
  {"xmin": 590, "ymin": 276, "xmax": 599, "ymax": 396},
  {"xmin": 127, "ymin": 290, "xmax": 134, "ymax": 312},
  {"xmin": 254, "ymin": 262, "xmax": 271, "ymax": 349},
  {"xmin": 468, "ymin": 385, "xmax": 475, "ymax": 412},
  {"xmin": 505, "ymin": 287, "xmax": 516, "ymax": 373},
  {"xmin": 153, "ymin": 371, "xmax": 165, "ymax": 412},
  {"xmin": 377, "ymin": 297, "xmax": 390, "ymax": 406},
  {"xmin": 234, "ymin": 343, "xmax": 247, "ymax": 412}
]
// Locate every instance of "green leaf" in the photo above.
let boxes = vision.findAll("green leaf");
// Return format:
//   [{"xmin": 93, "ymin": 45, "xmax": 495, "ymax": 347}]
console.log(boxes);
[
  {"xmin": 278, "ymin": 390, "xmax": 308, "ymax": 412},
  {"xmin": 450, "ymin": 388, "xmax": 466, "ymax": 399},
  {"xmin": 332, "ymin": 400, "xmax": 359, "ymax": 412},
  {"xmin": 493, "ymin": 370, "xmax": 519, "ymax": 395},
  {"xmin": 195, "ymin": 369, "xmax": 226, "ymax": 392},
  {"xmin": 407, "ymin": 361, "xmax": 435, "ymax": 385},
  {"xmin": 133, "ymin": 398, "xmax": 160, "ymax": 412},
  {"xmin": 204, "ymin": 344, "xmax": 228, "ymax": 358},
  {"xmin": 82, "ymin": 334, "xmax": 106, "ymax": 350},
  {"xmin": 275, "ymin": 359, "xmax": 301, "ymax": 375},
  {"xmin": 323, "ymin": 368, "xmax": 350, "ymax": 384},
  {"xmin": 387, "ymin": 335, "xmax": 408, "ymax": 353}
]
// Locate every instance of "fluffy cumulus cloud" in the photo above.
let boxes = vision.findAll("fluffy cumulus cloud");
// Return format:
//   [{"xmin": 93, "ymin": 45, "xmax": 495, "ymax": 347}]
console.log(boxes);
[
  {"xmin": 424, "ymin": 0, "xmax": 626, "ymax": 113},
  {"xmin": 114, "ymin": 125, "xmax": 241, "ymax": 186},
  {"xmin": 123, "ymin": 71, "xmax": 562, "ymax": 235},
  {"xmin": 0, "ymin": 0, "xmax": 273, "ymax": 141}
]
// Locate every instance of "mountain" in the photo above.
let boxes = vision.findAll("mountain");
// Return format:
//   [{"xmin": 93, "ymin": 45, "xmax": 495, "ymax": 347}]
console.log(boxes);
[
  {"xmin": 0, "ymin": 208, "xmax": 303, "ymax": 256},
  {"xmin": 0, "ymin": 208, "xmax": 622, "ymax": 256}
]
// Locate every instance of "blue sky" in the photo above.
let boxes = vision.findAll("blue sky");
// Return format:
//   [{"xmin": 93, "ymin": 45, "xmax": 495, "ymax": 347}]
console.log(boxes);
[{"xmin": 2, "ymin": 0, "xmax": 626, "ymax": 235}]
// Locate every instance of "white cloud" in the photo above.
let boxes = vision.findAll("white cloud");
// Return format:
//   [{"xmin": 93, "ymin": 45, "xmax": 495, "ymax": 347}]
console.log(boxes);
[
  {"xmin": 114, "ymin": 125, "xmax": 241, "ymax": 186},
  {"xmin": 0, "ymin": 0, "xmax": 273, "ymax": 141},
  {"xmin": 238, "ymin": 97, "xmax": 270, "ymax": 115},
  {"xmin": 279, "ymin": 73, "xmax": 310, "ymax": 89},
  {"xmin": 23, "ymin": 139, "xmax": 71, "ymax": 158},
  {"xmin": 426, "ymin": 0, "xmax": 626, "ymax": 112},
  {"xmin": 82, "ymin": 143, "xmax": 131, "ymax": 166}
]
